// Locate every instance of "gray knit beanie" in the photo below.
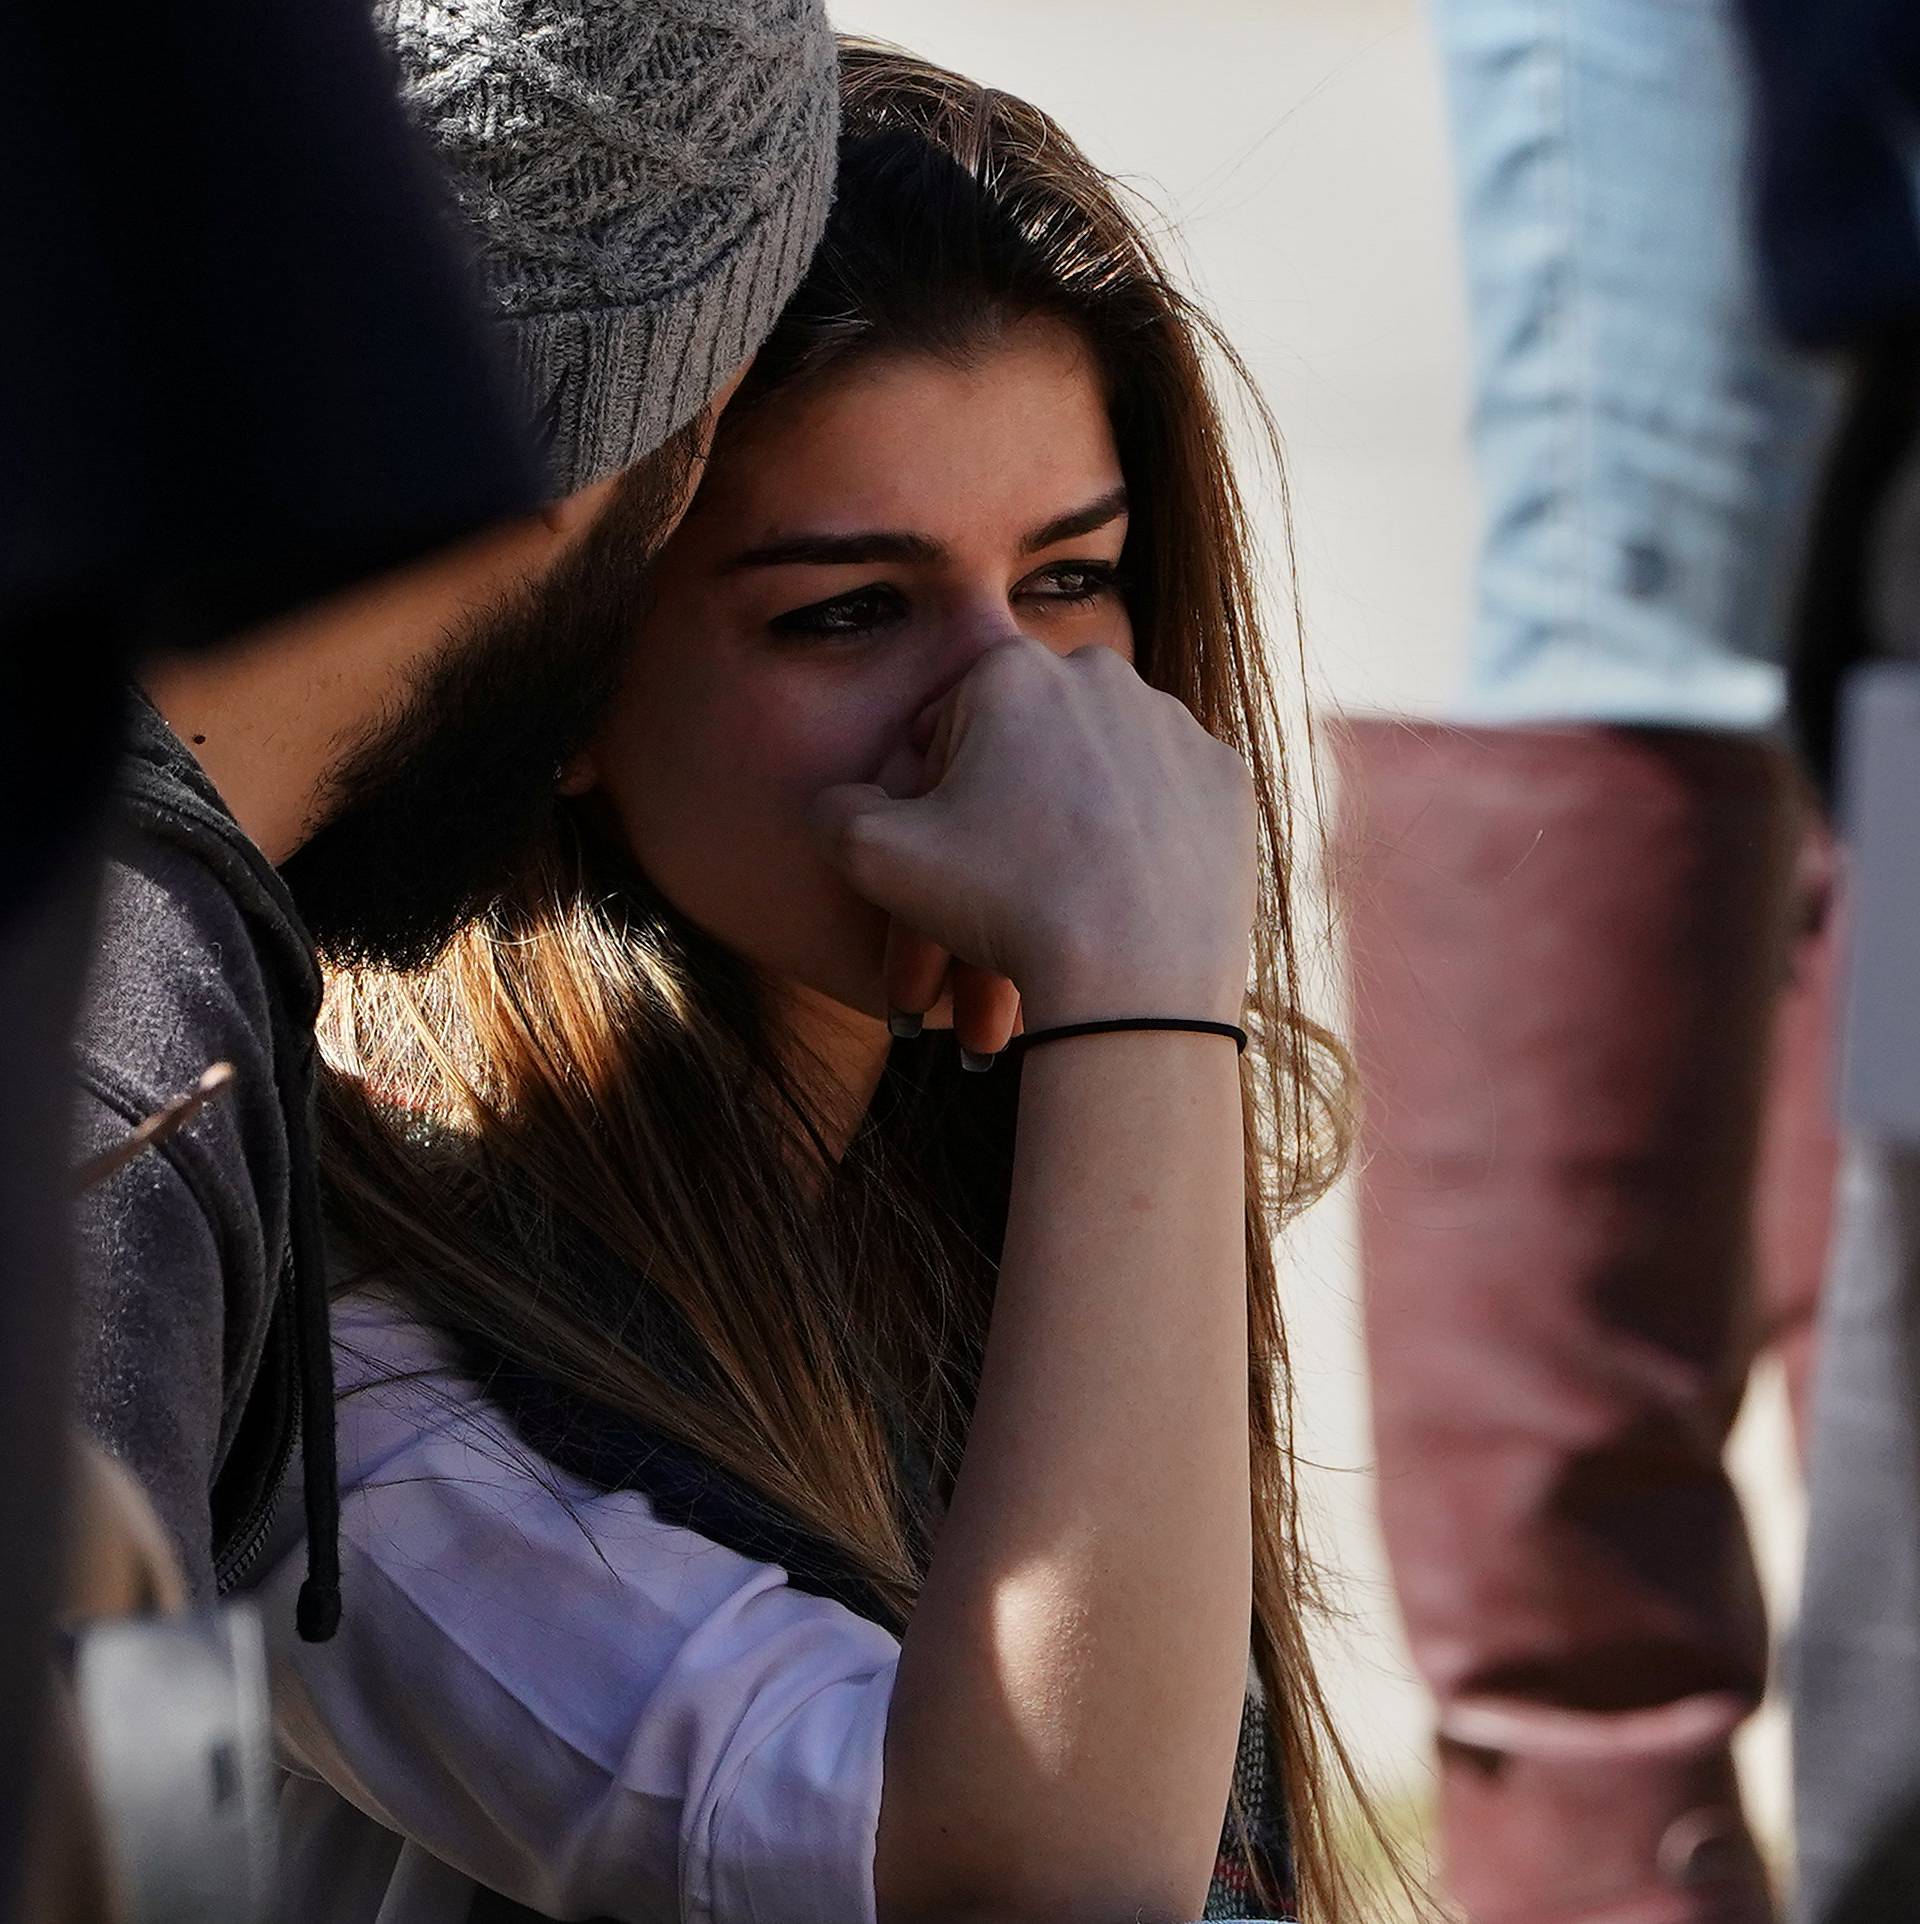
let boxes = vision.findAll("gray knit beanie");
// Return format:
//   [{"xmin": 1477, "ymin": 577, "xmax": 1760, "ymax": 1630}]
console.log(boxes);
[{"xmin": 376, "ymin": 0, "xmax": 838, "ymax": 495}]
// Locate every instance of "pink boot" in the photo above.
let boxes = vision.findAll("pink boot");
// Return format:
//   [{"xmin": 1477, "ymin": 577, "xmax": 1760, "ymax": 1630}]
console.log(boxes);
[{"xmin": 1334, "ymin": 720, "xmax": 1819, "ymax": 1924}]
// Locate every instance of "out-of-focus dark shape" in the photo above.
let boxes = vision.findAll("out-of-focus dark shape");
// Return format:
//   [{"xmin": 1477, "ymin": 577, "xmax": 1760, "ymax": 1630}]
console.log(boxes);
[
  {"xmin": 1738, "ymin": 0, "xmax": 1920, "ymax": 354},
  {"xmin": 1733, "ymin": 11, "xmax": 1920, "ymax": 1924},
  {"xmin": 1, "ymin": 0, "xmax": 541, "ymax": 666},
  {"xmin": 0, "ymin": 863, "xmax": 108, "ymax": 1924},
  {"xmin": 1739, "ymin": 0, "xmax": 1920, "ymax": 794},
  {"xmin": 0, "ymin": 0, "xmax": 540, "ymax": 1915},
  {"xmin": 1779, "ymin": 330, "xmax": 1920, "ymax": 804}
]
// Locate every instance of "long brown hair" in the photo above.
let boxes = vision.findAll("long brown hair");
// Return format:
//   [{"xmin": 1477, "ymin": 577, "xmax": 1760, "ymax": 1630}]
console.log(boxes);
[{"xmin": 321, "ymin": 40, "xmax": 1376, "ymax": 1919}]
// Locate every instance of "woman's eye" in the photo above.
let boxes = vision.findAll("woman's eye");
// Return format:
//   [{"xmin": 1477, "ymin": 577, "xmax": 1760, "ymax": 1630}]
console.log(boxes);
[
  {"xmin": 1022, "ymin": 561, "xmax": 1124, "ymax": 606},
  {"xmin": 768, "ymin": 583, "xmax": 907, "ymax": 639}
]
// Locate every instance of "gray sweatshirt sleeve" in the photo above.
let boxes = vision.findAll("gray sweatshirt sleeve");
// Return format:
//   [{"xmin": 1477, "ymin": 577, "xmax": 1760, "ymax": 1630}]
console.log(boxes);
[{"xmin": 70, "ymin": 836, "xmax": 293, "ymax": 1604}]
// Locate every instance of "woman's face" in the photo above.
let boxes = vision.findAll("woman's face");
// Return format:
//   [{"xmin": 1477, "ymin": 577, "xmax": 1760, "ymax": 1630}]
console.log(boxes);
[{"xmin": 576, "ymin": 316, "xmax": 1134, "ymax": 1027}]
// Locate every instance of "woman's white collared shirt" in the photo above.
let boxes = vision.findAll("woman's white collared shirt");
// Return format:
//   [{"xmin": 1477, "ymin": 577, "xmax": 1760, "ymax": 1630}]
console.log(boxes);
[{"xmin": 261, "ymin": 1293, "xmax": 899, "ymax": 1924}]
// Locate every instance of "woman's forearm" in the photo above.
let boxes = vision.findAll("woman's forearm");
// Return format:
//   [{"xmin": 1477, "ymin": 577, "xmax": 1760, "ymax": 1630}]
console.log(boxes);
[{"xmin": 875, "ymin": 1030, "xmax": 1252, "ymax": 1924}]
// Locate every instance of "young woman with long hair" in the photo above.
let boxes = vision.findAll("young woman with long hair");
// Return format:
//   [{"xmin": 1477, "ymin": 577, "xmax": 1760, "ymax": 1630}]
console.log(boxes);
[{"xmin": 266, "ymin": 43, "xmax": 1377, "ymax": 1924}]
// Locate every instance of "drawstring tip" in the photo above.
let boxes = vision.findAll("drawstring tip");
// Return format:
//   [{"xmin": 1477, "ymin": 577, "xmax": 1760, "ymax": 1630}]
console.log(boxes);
[{"xmin": 296, "ymin": 1576, "xmax": 342, "ymax": 1643}]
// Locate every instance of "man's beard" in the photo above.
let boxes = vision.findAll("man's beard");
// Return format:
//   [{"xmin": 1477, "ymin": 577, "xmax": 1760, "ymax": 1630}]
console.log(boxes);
[{"xmin": 281, "ymin": 438, "xmax": 692, "ymax": 971}]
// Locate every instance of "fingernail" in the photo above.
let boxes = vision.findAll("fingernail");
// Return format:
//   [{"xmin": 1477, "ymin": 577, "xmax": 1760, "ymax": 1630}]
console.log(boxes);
[
  {"xmin": 960, "ymin": 1047, "xmax": 997, "ymax": 1074},
  {"xmin": 888, "ymin": 1009, "xmax": 924, "ymax": 1040}
]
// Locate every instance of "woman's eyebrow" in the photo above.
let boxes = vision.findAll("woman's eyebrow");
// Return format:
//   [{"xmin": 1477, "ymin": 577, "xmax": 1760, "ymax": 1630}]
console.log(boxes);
[
  {"xmin": 722, "ymin": 529, "xmax": 945, "ymax": 571},
  {"xmin": 1021, "ymin": 485, "xmax": 1130, "ymax": 554},
  {"xmin": 718, "ymin": 486, "xmax": 1130, "ymax": 572}
]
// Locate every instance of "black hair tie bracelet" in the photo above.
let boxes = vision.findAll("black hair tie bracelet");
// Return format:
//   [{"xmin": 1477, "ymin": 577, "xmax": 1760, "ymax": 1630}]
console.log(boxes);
[{"xmin": 1013, "ymin": 1016, "xmax": 1249, "ymax": 1056}]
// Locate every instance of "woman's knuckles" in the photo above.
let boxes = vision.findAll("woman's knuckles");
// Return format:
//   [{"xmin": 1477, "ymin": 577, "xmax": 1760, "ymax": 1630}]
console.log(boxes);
[{"xmin": 828, "ymin": 636, "xmax": 1257, "ymax": 982}]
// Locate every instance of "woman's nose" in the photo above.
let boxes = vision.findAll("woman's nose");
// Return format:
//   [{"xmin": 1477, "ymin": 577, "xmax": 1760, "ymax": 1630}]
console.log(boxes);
[{"xmin": 911, "ymin": 610, "xmax": 1025, "ymax": 753}]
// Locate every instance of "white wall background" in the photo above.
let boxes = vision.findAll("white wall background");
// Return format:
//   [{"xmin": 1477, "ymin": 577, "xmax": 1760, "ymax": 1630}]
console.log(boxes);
[{"xmin": 829, "ymin": 0, "xmax": 1803, "ymax": 1858}]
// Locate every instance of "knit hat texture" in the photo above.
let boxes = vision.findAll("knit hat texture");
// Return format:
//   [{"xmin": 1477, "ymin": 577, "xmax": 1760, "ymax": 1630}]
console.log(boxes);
[{"xmin": 377, "ymin": 0, "xmax": 838, "ymax": 493}]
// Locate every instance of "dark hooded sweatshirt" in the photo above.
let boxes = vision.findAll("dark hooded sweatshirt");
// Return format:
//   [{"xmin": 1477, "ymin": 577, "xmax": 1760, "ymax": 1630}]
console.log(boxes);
[{"xmin": 71, "ymin": 693, "xmax": 337, "ymax": 1627}]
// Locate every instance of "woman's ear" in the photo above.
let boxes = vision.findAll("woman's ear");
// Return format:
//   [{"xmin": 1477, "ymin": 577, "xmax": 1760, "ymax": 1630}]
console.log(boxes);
[{"xmin": 556, "ymin": 748, "xmax": 598, "ymax": 798}]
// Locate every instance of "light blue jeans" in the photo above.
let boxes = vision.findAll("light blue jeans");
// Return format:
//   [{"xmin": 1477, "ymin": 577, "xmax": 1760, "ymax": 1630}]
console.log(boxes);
[{"xmin": 1435, "ymin": 0, "xmax": 1835, "ymax": 731}]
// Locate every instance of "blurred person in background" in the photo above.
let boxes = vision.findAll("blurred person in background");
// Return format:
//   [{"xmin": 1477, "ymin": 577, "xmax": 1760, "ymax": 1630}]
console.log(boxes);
[
  {"xmin": 1735, "ymin": 2, "xmax": 1920, "ymax": 1918},
  {"xmin": 264, "ymin": 45, "xmax": 1389, "ymax": 1924},
  {"xmin": 2, "ymin": 0, "xmax": 550, "ymax": 1908},
  {"xmin": 69, "ymin": 0, "xmax": 837, "ymax": 1659},
  {"xmin": 1333, "ymin": 4, "xmax": 1838, "ymax": 1920}
]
